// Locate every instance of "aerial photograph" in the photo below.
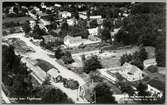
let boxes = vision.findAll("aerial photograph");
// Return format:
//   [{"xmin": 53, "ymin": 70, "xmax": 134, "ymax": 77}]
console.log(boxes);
[{"xmin": 1, "ymin": 2, "xmax": 166, "ymax": 104}]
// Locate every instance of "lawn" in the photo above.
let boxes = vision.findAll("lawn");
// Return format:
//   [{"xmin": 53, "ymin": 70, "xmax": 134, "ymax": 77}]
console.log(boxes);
[
  {"xmin": 3, "ymin": 16, "xmax": 33, "ymax": 24},
  {"xmin": 101, "ymin": 57, "xmax": 121, "ymax": 68},
  {"xmin": 67, "ymin": 43, "xmax": 100, "ymax": 54},
  {"xmin": 144, "ymin": 46, "xmax": 155, "ymax": 58},
  {"xmin": 11, "ymin": 38, "xmax": 35, "ymax": 54},
  {"xmin": 36, "ymin": 59, "xmax": 55, "ymax": 72},
  {"xmin": 143, "ymin": 69, "xmax": 165, "ymax": 83}
]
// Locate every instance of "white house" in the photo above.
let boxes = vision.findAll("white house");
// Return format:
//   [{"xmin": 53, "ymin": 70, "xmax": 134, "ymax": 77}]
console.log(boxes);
[
  {"xmin": 90, "ymin": 15, "xmax": 102, "ymax": 20},
  {"xmin": 79, "ymin": 12, "xmax": 87, "ymax": 19},
  {"xmin": 54, "ymin": 3, "xmax": 61, "ymax": 7},
  {"xmin": 88, "ymin": 27, "xmax": 98, "ymax": 36},
  {"xmin": 67, "ymin": 18, "xmax": 76, "ymax": 26},
  {"xmin": 110, "ymin": 28, "xmax": 121, "ymax": 36},
  {"xmin": 98, "ymin": 68, "xmax": 119, "ymax": 84},
  {"xmin": 64, "ymin": 35, "xmax": 101, "ymax": 48},
  {"xmin": 143, "ymin": 58, "xmax": 157, "ymax": 69},
  {"xmin": 29, "ymin": 20, "xmax": 36, "ymax": 29},
  {"xmin": 47, "ymin": 68, "xmax": 60, "ymax": 80},
  {"xmin": 59, "ymin": 11, "xmax": 72, "ymax": 18},
  {"xmin": 147, "ymin": 84, "xmax": 162, "ymax": 98},
  {"xmin": 147, "ymin": 79, "xmax": 164, "ymax": 98},
  {"xmin": 119, "ymin": 63, "xmax": 144, "ymax": 81},
  {"xmin": 8, "ymin": 6, "xmax": 16, "ymax": 14},
  {"xmin": 64, "ymin": 35, "xmax": 83, "ymax": 48}
]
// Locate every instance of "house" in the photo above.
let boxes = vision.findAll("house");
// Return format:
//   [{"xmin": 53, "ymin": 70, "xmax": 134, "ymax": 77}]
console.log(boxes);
[
  {"xmin": 110, "ymin": 28, "xmax": 121, "ymax": 36},
  {"xmin": 8, "ymin": 6, "xmax": 16, "ymax": 14},
  {"xmin": 98, "ymin": 68, "xmax": 118, "ymax": 84},
  {"xmin": 59, "ymin": 11, "xmax": 72, "ymax": 18},
  {"xmin": 29, "ymin": 20, "xmax": 36, "ymax": 29},
  {"xmin": 90, "ymin": 15, "xmax": 102, "ymax": 20},
  {"xmin": 79, "ymin": 12, "xmax": 87, "ymax": 20},
  {"xmin": 88, "ymin": 27, "xmax": 98, "ymax": 36},
  {"xmin": 39, "ymin": 19, "xmax": 51, "ymax": 26},
  {"xmin": 119, "ymin": 63, "xmax": 144, "ymax": 82},
  {"xmin": 54, "ymin": 3, "xmax": 61, "ymax": 7},
  {"xmin": 64, "ymin": 35, "xmax": 101, "ymax": 48},
  {"xmin": 143, "ymin": 58, "xmax": 157, "ymax": 69},
  {"xmin": 147, "ymin": 79, "xmax": 164, "ymax": 98},
  {"xmin": 42, "ymin": 35, "xmax": 59, "ymax": 44},
  {"xmin": 21, "ymin": 57, "xmax": 47, "ymax": 83},
  {"xmin": 64, "ymin": 35, "xmax": 83, "ymax": 47},
  {"xmin": 52, "ymin": 28, "xmax": 61, "ymax": 35},
  {"xmin": 67, "ymin": 18, "xmax": 76, "ymax": 26},
  {"xmin": 38, "ymin": 23, "xmax": 48, "ymax": 33},
  {"xmin": 47, "ymin": 68, "xmax": 60, "ymax": 79}
]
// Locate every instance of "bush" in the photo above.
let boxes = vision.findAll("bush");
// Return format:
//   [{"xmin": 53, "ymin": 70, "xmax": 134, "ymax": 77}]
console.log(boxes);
[
  {"xmin": 61, "ymin": 51, "xmax": 74, "ymax": 64},
  {"xmin": 63, "ymin": 79, "xmax": 79, "ymax": 90},
  {"xmin": 83, "ymin": 55, "xmax": 103, "ymax": 74},
  {"xmin": 120, "ymin": 47, "xmax": 147, "ymax": 70},
  {"xmin": 89, "ymin": 19, "xmax": 98, "ymax": 28},
  {"xmin": 147, "ymin": 65, "xmax": 158, "ymax": 73},
  {"xmin": 55, "ymin": 75, "xmax": 63, "ymax": 83},
  {"xmin": 54, "ymin": 47, "xmax": 64, "ymax": 59}
]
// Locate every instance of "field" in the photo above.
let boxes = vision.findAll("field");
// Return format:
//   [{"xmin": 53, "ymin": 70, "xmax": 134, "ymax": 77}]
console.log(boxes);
[
  {"xmin": 3, "ymin": 16, "xmax": 33, "ymax": 24},
  {"xmin": 101, "ymin": 57, "xmax": 120, "ymax": 68},
  {"xmin": 9, "ymin": 38, "xmax": 35, "ymax": 54}
]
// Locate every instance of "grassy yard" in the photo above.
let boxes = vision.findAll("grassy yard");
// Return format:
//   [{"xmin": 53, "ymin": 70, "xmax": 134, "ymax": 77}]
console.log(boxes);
[
  {"xmin": 144, "ymin": 46, "xmax": 155, "ymax": 58},
  {"xmin": 101, "ymin": 57, "xmax": 120, "ymax": 68},
  {"xmin": 67, "ymin": 43, "xmax": 100, "ymax": 54},
  {"xmin": 3, "ymin": 16, "xmax": 33, "ymax": 24},
  {"xmin": 11, "ymin": 38, "xmax": 35, "ymax": 54},
  {"xmin": 36, "ymin": 59, "xmax": 55, "ymax": 72},
  {"xmin": 143, "ymin": 69, "xmax": 165, "ymax": 83}
]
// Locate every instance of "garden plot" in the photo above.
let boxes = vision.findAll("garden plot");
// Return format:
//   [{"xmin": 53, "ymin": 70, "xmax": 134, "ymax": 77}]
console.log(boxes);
[{"xmin": 9, "ymin": 38, "xmax": 35, "ymax": 54}]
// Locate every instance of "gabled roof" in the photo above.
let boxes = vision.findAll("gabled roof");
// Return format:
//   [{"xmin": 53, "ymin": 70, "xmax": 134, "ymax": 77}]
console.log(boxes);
[{"xmin": 42, "ymin": 35, "xmax": 58, "ymax": 43}]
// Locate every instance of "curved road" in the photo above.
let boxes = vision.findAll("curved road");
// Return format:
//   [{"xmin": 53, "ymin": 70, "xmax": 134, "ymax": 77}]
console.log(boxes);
[{"xmin": 4, "ymin": 33, "xmax": 87, "ymax": 103}]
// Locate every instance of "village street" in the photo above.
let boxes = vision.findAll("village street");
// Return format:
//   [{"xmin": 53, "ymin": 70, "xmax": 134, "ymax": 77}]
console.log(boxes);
[{"xmin": 4, "ymin": 33, "xmax": 88, "ymax": 103}]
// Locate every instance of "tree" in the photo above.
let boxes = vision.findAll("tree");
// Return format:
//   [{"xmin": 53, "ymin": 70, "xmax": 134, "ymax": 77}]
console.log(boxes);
[
  {"xmin": 40, "ymin": 85, "xmax": 74, "ymax": 104},
  {"xmin": 115, "ymin": 3, "xmax": 165, "ymax": 46},
  {"xmin": 120, "ymin": 53, "xmax": 133, "ymax": 65},
  {"xmin": 155, "ymin": 34, "xmax": 165, "ymax": 67},
  {"xmin": 83, "ymin": 55, "xmax": 102, "ymax": 74},
  {"xmin": 137, "ymin": 82, "xmax": 151, "ymax": 104},
  {"xmin": 54, "ymin": 47, "xmax": 64, "ymax": 59},
  {"xmin": 77, "ymin": 19, "xmax": 87, "ymax": 29},
  {"xmin": 2, "ymin": 45, "xmax": 34, "ymax": 102},
  {"xmin": 155, "ymin": 48, "xmax": 165, "ymax": 67},
  {"xmin": 101, "ymin": 28, "xmax": 111, "ymax": 42},
  {"xmin": 22, "ymin": 21, "xmax": 31, "ymax": 34},
  {"xmin": 89, "ymin": 19, "xmax": 98, "ymax": 28},
  {"xmin": 122, "ymin": 85, "xmax": 135, "ymax": 96},
  {"xmin": 137, "ymin": 82, "xmax": 150, "ymax": 96},
  {"xmin": 61, "ymin": 51, "xmax": 74, "ymax": 64},
  {"xmin": 94, "ymin": 83, "xmax": 117, "ymax": 104},
  {"xmin": 42, "ymin": 75, "xmax": 51, "ymax": 86},
  {"xmin": 63, "ymin": 79, "xmax": 79, "ymax": 90},
  {"xmin": 81, "ymin": 29, "xmax": 89, "ymax": 39},
  {"xmin": 73, "ymin": 10, "xmax": 79, "ymax": 20},
  {"xmin": 138, "ymin": 47, "xmax": 148, "ymax": 62},
  {"xmin": 103, "ymin": 19, "xmax": 113, "ymax": 30},
  {"xmin": 32, "ymin": 25, "xmax": 45, "ymax": 39},
  {"xmin": 131, "ymin": 58, "xmax": 144, "ymax": 70},
  {"xmin": 61, "ymin": 20, "xmax": 69, "ymax": 31}
]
